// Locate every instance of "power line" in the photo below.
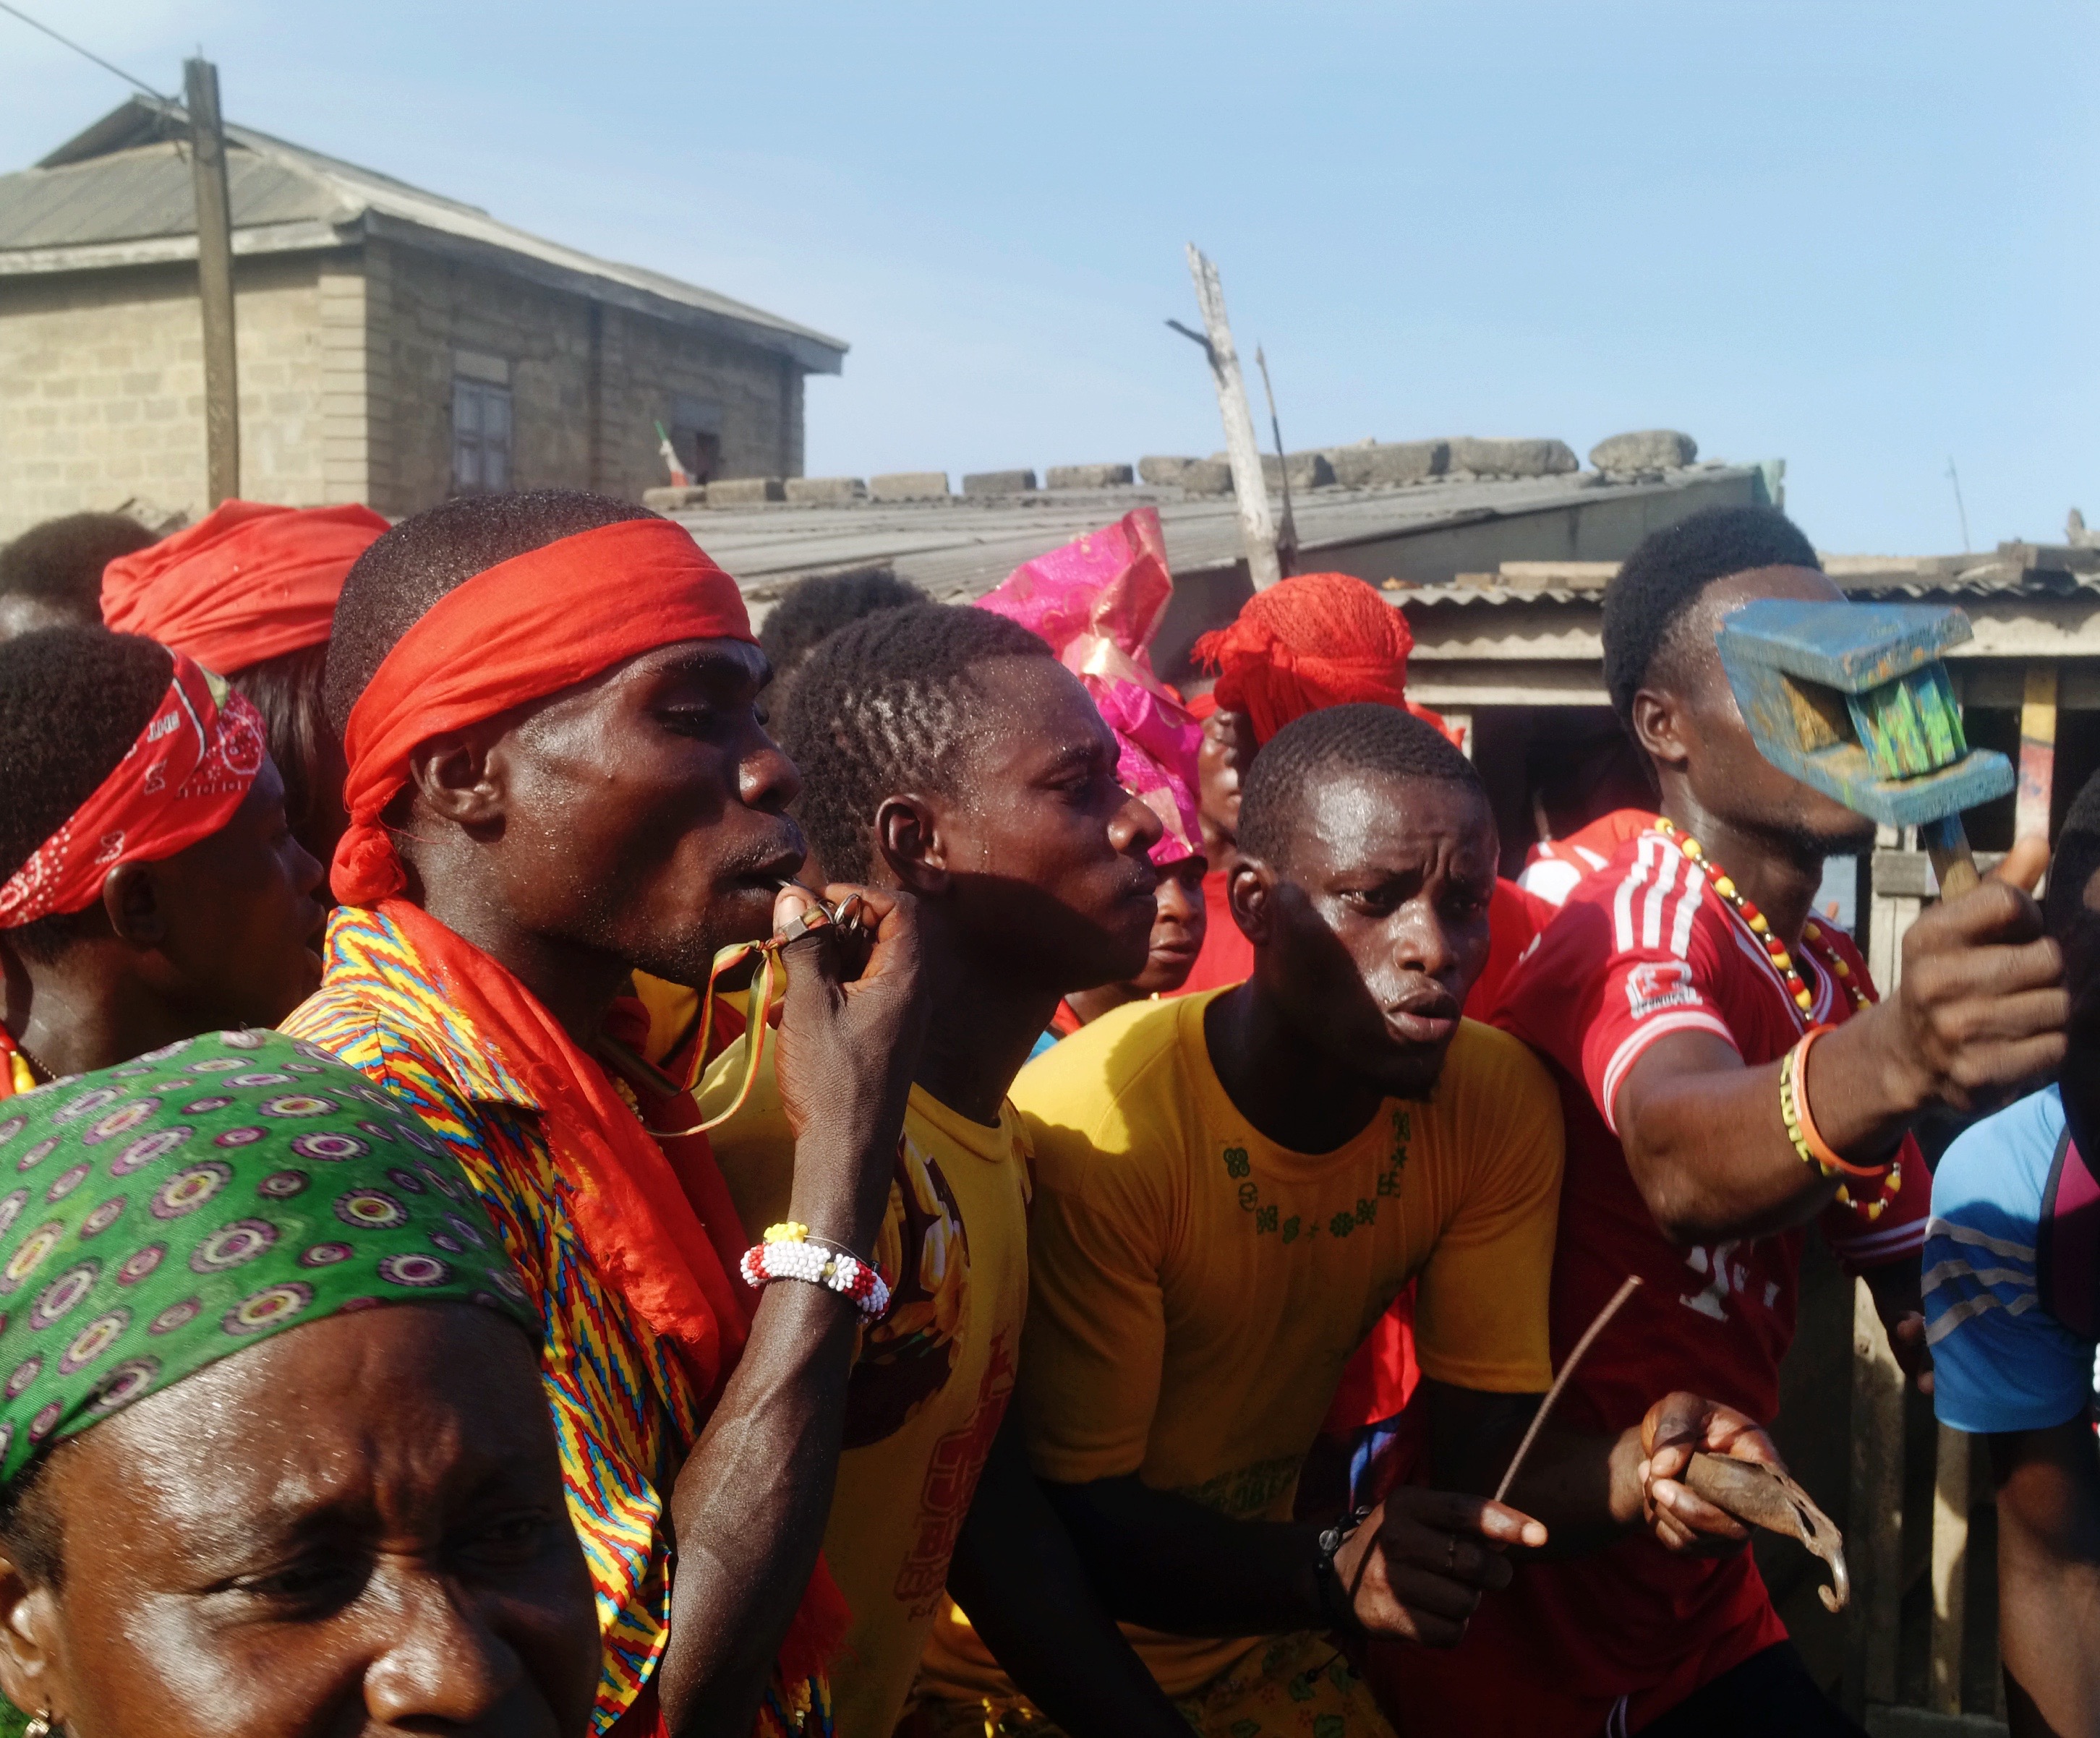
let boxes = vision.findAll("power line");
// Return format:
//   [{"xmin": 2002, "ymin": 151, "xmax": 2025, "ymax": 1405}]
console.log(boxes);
[{"xmin": 0, "ymin": 0, "xmax": 169, "ymax": 103}]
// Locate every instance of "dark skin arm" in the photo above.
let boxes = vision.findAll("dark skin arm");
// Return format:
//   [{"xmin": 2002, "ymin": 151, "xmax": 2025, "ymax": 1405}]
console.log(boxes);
[
  {"xmin": 658, "ymin": 886, "xmax": 929, "ymax": 1737},
  {"xmin": 1991, "ymin": 1418, "xmax": 2100, "ymax": 1738},
  {"xmin": 1614, "ymin": 842, "xmax": 2065, "ymax": 1252},
  {"xmin": 946, "ymin": 1417, "xmax": 1195, "ymax": 1738}
]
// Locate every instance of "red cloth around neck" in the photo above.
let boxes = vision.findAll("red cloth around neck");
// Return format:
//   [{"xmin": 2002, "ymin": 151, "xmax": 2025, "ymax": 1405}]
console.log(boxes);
[
  {"xmin": 101, "ymin": 499, "xmax": 388, "ymax": 673},
  {"xmin": 332, "ymin": 518, "xmax": 754, "ymax": 906},
  {"xmin": 382, "ymin": 899, "xmax": 848, "ymax": 1685}
]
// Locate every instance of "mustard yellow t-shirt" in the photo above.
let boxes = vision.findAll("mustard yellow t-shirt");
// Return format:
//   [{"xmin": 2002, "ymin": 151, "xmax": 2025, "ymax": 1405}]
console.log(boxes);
[
  {"xmin": 707, "ymin": 1042, "xmax": 1032, "ymax": 1738},
  {"xmin": 916, "ymin": 988, "xmax": 1562, "ymax": 1702}
]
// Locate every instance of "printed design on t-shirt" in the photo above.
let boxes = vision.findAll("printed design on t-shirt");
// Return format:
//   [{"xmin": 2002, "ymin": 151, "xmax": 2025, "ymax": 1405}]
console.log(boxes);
[
  {"xmin": 1678, "ymin": 1240, "xmax": 1780, "ymax": 1323},
  {"xmin": 845, "ymin": 1133, "xmax": 970, "ymax": 1448},
  {"xmin": 1625, "ymin": 959, "xmax": 1702, "ymax": 1020},
  {"xmin": 892, "ymin": 1329, "xmax": 1016, "ymax": 1619},
  {"xmin": 1219, "ymin": 1110, "xmax": 1412, "ymax": 1246},
  {"xmin": 1172, "ymin": 1450, "xmax": 1302, "ymax": 1519}
]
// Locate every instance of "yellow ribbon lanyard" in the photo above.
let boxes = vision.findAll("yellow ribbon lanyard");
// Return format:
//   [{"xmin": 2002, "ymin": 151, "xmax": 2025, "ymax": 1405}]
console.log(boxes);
[{"xmin": 649, "ymin": 891, "xmax": 862, "ymax": 1139}]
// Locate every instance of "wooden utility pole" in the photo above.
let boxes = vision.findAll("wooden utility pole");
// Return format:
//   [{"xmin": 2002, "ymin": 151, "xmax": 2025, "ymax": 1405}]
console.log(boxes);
[
  {"xmin": 1182, "ymin": 245, "xmax": 1281, "ymax": 591},
  {"xmin": 185, "ymin": 57, "xmax": 239, "ymax": 505}
]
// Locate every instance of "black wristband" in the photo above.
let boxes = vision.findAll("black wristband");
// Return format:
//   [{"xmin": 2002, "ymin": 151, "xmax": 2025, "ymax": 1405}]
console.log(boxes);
[{"xmin": 1314, "ymin": 1507, "xmax": 1372, "ymax": 1637}]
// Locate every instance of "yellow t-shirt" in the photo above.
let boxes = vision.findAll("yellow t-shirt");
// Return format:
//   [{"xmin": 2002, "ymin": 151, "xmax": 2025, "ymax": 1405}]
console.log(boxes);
[
  {"xmin": 707, "ymin": 1045, "xmax": 1032, "ymax": 1738},
  {"xmin": 916, "ymin": 988, "xmax": 1562, "ymax": 1702}
]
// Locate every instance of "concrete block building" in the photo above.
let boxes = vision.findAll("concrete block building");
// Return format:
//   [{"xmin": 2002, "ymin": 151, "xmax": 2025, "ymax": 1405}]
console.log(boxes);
[{"xmin": 0, "ymin": 96, "xmax": 847, "ymax": 539}]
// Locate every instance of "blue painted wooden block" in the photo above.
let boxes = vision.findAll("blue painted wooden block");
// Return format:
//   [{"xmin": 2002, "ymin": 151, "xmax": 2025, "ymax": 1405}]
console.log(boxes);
[{"xmin": 1716, "ymin": 599, "xmax": 2015, "ymax": 828}]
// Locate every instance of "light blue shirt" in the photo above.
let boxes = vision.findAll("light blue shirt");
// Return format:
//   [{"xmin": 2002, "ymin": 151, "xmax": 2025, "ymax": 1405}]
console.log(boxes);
[{"xmin": 1926, "ymin": 1084, "xmax": 2096, "ymax": 1435}]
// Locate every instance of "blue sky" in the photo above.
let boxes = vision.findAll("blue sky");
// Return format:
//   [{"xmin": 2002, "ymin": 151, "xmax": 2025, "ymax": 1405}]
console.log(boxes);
[{"xmin": 4, "ymin": 1, "xmax": 2093, "ymax": 555}]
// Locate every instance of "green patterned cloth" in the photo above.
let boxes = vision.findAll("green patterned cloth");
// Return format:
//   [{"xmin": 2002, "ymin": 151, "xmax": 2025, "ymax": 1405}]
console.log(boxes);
[{"xmin": 0, "ymin": 1027, "xmax": 533, "ymax": 1486}]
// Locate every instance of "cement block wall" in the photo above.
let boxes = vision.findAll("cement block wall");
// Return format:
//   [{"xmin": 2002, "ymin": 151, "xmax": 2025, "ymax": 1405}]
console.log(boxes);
[
  {"xmin": 0, "ymin": 253, "xmax": 333, "ymax": 540},
  {"xmin": 0, "ymin": 240, "xmax": 810, "ymax": 537}
]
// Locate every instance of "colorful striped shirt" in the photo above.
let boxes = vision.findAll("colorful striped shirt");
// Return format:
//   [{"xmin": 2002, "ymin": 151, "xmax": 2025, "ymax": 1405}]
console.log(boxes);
[{"xmin": 283, "ymin": 904, "xmax": 824, "ymax": 1737}]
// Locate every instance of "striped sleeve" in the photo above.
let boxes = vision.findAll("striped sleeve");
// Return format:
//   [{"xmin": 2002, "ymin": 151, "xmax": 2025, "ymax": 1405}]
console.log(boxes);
[{"xmin": 1579, "ymin": 834, "xmax": 1740, "ymax": 1133}]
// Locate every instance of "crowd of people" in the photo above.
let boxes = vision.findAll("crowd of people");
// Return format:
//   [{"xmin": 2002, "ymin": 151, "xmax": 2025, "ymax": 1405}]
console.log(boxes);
[{"xmin": 0, "ymin": 487, "xmax": 2088, "ymax": 1738}]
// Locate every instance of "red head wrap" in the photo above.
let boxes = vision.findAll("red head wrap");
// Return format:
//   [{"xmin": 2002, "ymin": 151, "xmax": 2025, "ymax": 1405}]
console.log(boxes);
[
  {"xmin": 0, "ymin": 653, "xmax": 265, "ymax": 928},
  {"xmin": 975, "ymin": 508, "xmax": 1204, "ymax": 865},
  {"xmin": 1192, "ymin": 570, "xmax": 1425, "ymax": 746},
  {"xmin": 101, "ymin": 500, "xmax": 388, "ymax": 674},
  {"xmin": 333, "ymin": 517, "xmax": 754, "ymax": 906}
]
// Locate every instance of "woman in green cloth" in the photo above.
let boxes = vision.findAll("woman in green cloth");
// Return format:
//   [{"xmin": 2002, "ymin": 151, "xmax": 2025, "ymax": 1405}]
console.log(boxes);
[{"xmin": 0, "ymin": 1027, "xmax": 599, "ymax": 1738}]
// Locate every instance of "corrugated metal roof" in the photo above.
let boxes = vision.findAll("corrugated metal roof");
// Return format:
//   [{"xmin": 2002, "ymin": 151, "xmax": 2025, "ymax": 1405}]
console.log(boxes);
[
  {"xmin": 0, "ymin": 98, "xmax": 847, "ymax": 372},
  {"xmin": 679, "ymin": 464, "xmax": 1761, "ymax": 605}
]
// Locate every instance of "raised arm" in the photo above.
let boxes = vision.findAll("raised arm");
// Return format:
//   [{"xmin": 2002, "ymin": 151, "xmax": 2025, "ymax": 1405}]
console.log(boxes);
[
  {"xmin": 657, "ymin": 884, "xmax": 928, "ymax": 1738},
  {"xmin": 1617, "ymin": 844, "xmax": 2065, "ymax": 1246}
]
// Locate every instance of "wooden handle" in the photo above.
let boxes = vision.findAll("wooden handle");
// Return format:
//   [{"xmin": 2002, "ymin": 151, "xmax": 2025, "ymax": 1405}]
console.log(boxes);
[{"xmin": 1919, "ymin": 813, "xmax": 1981, "ymax": 899}]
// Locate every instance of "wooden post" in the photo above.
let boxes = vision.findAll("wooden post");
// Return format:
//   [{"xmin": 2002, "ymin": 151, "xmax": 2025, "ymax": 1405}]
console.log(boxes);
[
  {"xmin": 184, "ymin": 58, "xmax": 239, "ymax": 506},
  {"xmin": 1184, "ymin": 245, "xmax": 1281, "ymax": 591},
  {"xmin": 1844, "ymin": 1276, "xmax": 1904, "ymax": 1718},
  {"xmin": 2017, "ymin": 661, "xmax": 2060, "ymax": 844},
  {"xmin": 1929, "ymin": 1424, "xmax": 1971, "ymax": 1712}
]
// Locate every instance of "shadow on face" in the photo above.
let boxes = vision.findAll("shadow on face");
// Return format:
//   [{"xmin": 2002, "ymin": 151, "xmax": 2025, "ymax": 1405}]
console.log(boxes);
[
  {"xmin": 1197, "ymin": 709, "xmax": 1255, "ymax": 851},
  {"xmin": 1245, "ymin": 771, "xmax": 1498, "ymax": 1098},
  {"xmin": 145, "ymin": 756, "xmax": 326, "ymax": 1026},
  {"xmin": 1128, "ymin": 855, "xmax": 1209, "ymax": 998},
  {"xmin": 926, "ymin": 660, "xmax": 1163, "ymax": 995},
  {"xmin": 0, "ymin": 1303, "xmax": 597, "ymax": 1738}
]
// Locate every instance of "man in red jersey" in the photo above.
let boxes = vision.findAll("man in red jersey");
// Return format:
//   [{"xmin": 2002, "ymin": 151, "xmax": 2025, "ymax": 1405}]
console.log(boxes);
[{"xmin": 1392, "ymin": 505, "xmax": 2070, "ymax": 1737}]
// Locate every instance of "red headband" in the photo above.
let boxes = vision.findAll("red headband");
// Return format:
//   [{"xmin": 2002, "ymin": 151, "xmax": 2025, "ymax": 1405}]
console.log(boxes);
[
  {"xmin": 333, "ymin": 518, "xmax": 756, "ymax": 906},
  {"xmin": 1194, "ymin": 570, "xmax": 1415, "ymax": 745},
  {"xmin": 101, "ymin": 500, "xmax": 389, "ymax": 673},
  {"xmin": 0, "ymin": 654, "xmax": 265, "ymax": 928}
]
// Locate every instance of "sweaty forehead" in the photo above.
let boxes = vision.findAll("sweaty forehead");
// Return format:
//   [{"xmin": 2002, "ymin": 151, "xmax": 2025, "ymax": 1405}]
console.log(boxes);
[
  {"xmin": 1661, "ymin": 564, "xmax": 1842, "ymax": 695},
  {"xmin": 1284, "ymin": 769, "xmax": 1493, "ymax": 876},
  {"xmin": 949, "ymin": 656, "xmax": 1106, "ymax": 775}
]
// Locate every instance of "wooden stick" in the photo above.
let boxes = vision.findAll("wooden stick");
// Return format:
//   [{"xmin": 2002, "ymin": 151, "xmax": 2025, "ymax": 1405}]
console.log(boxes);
[
  {"xmin": 1492, "ymin": 1275, "xmax": 1643, "ymax": 1504},
  {"xmin": 1183, "ymin": 244, "xmax": 1282, "ymax": 591}
]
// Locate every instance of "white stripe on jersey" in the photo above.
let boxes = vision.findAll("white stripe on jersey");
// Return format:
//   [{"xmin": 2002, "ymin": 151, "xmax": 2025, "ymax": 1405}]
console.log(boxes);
[
  {"xmin": 1639, "ymin": 840, "xmax": 1683, "ymax": 951},
  {"xmin": 1613, "ymin": 834, "xmax": 1660, "ymax": 953},
  {"xmin": 1599, "ymin": 1008, "xmax": 1742, "ymax": 1131},
  {"xmin": 1669, "ymin": 857, "xmax": 1707, "ymax": 957}
]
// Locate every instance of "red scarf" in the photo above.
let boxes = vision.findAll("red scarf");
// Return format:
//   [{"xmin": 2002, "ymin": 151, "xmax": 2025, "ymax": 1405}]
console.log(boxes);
[
  {"xmin": 332, "ymin": 518, "xmax": 755, "ymax": 906},
  {"xmin": 0, "ymin": 654, "xmax": 264, "ymax": 928},
  {"xmin": 383, "ymin": 899, "xmax": 848, "ymax": 1684},
  {"xmin": 101, "ymin": 499, "xmax": 388, "ymax": 675}
]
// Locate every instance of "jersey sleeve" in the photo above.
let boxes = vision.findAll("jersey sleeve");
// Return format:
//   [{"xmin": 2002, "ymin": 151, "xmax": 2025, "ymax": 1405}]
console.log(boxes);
[
  {"xmin": 1012, "ymin": 1058, "xmax": 1177, "ymax": 1486},
  {"xmin": 1927, "ymin": 1094, "xmax": 2093, "ymax": 1435},
  {"xmin": 1574, "ymin": 856, "xmax": 1741, "ymax": 1134},
  {"xmin": 1412, "ymin": 1028, "xmax": 1563, "ymax": 1394}
]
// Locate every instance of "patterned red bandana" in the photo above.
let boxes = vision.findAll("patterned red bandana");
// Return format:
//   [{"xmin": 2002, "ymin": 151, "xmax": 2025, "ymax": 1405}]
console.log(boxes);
[{"xmin": 0, "ymin": 653, "xmax": 265, "ymax": 929}]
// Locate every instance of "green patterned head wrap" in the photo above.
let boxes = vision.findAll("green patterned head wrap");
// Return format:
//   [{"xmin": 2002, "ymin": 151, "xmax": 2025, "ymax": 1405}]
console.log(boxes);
[{"xmin": 0, "ymin": 1027, "xmax": 532, "ymax": 1485}]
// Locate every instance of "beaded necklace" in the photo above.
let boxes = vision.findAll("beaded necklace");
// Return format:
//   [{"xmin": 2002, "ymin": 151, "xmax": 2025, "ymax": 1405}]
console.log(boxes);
[
  {"xmin": 1655, "ymin": 818, "xmax": 1871, "ymax": 1018},
  {"xmin": 1654, "ymin": 818, "xmax": 1895, "ymax": 1218}
]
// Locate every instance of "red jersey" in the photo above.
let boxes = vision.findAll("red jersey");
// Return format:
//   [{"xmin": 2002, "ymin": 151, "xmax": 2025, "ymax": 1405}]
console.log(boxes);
[
  {"xmin": 1516, "ymin": 807, "xmax": 1656, "ymax": 907},
  {"xmin": 1388, "ymin": 821, "xmax": 1926, "ymax": 1735}
]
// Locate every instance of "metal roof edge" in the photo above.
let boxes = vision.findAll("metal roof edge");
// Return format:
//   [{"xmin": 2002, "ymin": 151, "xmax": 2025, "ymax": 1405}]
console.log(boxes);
[{"xmin": 0, "ymin": 217, "xmax": 349, "ymax": 275}]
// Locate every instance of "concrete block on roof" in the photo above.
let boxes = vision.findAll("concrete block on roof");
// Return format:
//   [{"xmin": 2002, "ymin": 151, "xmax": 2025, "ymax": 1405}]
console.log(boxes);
[
  {"xmin": 962, "ymin": 468, "xmax": 1037, "ymax": 496},
  {"xmin": 1139, "ymin": 455, "xmax": 1232, "ymax": 495},
  {"xmin": 1327, "ymin": 440, "xmax": 1448, "ymax": 488},
  {"xmin": 784, "ymin": 476, "xmax": 867, "ymax": 504},
  {"xmin": 706, "ymin": 476, "xmax": 785, "ymax": 505},
  {"xmin": 869, "ymin": 471, "xmax": 951, "ymax": 501},
  {"xmin": 1208, "ymin": 449, "xmax": 1336, "ymax": 490},
  {"xmin": 1046, "ymin": 463, "xmax": 1135, "ymax": 489},
  {"xmin": 1589, "ymin": 429, "xmax": 1697, "ymax": 472},
  {"xmin": 1447, "ymin": 437, "xmax": 1579, "ymax": 478},
  {"xmin": 642, "ymin": 484, "xmax": 709, "ymax": 511}
]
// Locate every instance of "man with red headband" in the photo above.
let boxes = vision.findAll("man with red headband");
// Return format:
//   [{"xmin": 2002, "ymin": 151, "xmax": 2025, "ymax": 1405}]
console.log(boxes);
[
  {"xmin": 103, "ymin": 499, "xmax": 390, "ymax": 860},
  {"xmin": 0, "ymin": 626, "xmax": 325, "ymax": 1094},
  {"xmin": 281, "ymin": 491, "xmax": 929, "ymax": 1738}
]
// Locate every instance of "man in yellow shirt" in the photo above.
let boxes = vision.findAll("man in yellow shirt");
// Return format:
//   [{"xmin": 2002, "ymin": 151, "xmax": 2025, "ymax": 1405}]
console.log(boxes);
[
  {"xmin": 916, "ymin": 703, "xmax": 1783, "ymax": 1737},
  {"xmin": 708, "ymin": 602, "xmax": 1181, "ymax": 1738}
]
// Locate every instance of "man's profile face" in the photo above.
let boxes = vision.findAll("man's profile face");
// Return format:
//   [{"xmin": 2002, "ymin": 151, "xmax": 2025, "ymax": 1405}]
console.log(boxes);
[
  {"xmin": 927, "ymin": 658, "xmax": 1162, "ymax": 995},
  {"xmin": 485, "ymin": 637, "xmax": 805, "ymax": 985},
  {"xmin": 1653, "ymin": 565, "xmax": 1879, "ymax": 860},
  {"xmin": 1245, "ymin": 769, "xmax": 1497, "ymax": 1099}
]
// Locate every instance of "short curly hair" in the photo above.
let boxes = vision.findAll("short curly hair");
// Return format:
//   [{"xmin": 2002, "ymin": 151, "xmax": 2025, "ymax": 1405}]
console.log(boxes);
[
  {"xmin": 1601, "ymin": 505, "xmax": 1820, "ymax": 725},
  {"xmin": 759, "ymin": 568, "xmax": 927, "ymax": 683},
  {"xmin": 0, "ymin": 511, "xmax": 156, "ymax": 620},
  {"xmin": 0, "ymin": 628, "xmax": 176, "ymax": 960},
  {"xmin": 773, "ymin": 602, "xmax": 1054, "ymax": 884},
  {"xmin": 325, "ymin": 490, "xmax": 653, "ymax": 736},
  {"xmin": 1237, "ymin": 703, "xmax": 1482, "ymax": 871}
]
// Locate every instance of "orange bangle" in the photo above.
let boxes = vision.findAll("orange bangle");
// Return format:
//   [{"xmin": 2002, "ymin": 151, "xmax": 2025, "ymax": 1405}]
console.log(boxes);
[{"xmin": 1788, "ymin": 1025, "xmax": 1891, "ymax": 1179}]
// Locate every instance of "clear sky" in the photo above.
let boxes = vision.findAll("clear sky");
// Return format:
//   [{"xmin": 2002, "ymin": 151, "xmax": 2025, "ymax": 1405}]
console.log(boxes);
[{"xmin": 4, "ymin": 0, "xmax": 2093, "ymax": 555}]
